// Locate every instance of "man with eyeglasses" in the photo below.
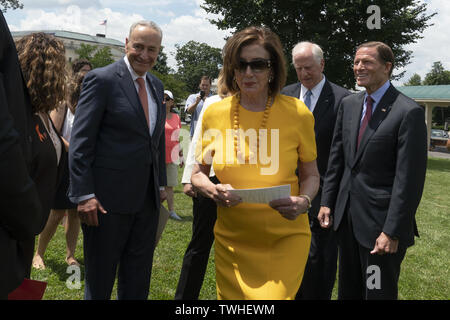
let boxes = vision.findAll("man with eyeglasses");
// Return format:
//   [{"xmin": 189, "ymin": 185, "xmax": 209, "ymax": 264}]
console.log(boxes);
[{"xmin": 281, "ymin": 41, "xmax": 350, "ymax": 300}]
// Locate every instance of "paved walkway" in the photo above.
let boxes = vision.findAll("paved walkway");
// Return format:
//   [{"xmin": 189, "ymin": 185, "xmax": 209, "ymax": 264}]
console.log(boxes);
[{"xmin": 429, "ymin": 147, "xmax": 450, "ymax": 160}]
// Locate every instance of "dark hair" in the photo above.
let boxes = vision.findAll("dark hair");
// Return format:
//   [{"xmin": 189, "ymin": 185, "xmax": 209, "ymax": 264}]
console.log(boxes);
[
  {"xmin": 222, "ymin": 26, "xmax": 286, "ymax": 96},
  {"xmin": 356, "ymin": 41, "xmax": 395, "ymax": 77},
  {"xmin": 71, "ymin": 58, "xmax": 92, "ymax": 74},
  {"xmin": 200, "ymin": 75, "xmax": 212, "ymax": 84},
  {"xmin": 15, "ymin": 32, "xmax": 67, "ymax": 113}
]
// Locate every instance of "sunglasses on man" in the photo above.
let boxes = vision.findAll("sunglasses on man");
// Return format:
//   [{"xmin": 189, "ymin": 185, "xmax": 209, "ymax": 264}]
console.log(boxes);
[{"xmin": 237, "ymin": 59, "xmax": 272, "ymax": 73}]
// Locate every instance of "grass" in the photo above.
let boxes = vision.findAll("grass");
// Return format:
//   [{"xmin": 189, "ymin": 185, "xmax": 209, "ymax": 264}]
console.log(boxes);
[{"xmin": 31, "ymin": 157, "xmax": 450, "ymax": 300}]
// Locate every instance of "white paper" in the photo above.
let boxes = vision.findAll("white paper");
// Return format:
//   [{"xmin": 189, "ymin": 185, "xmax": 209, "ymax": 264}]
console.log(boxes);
[{"xmin": 228, "ymin": 184, "xmax": 291, "ymax": 204}]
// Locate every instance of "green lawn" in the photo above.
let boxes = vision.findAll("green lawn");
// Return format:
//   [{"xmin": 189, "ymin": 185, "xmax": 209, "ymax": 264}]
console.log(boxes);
[{"xmin": 31, "ymin": 157, "xmax": 450, "ymax": 300}]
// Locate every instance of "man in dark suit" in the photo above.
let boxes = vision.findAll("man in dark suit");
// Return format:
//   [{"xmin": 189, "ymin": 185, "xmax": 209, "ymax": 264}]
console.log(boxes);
[
  {"xmin": 0, "ymin": 11, "xmax": 42, "ymax": 298},
  {"xmin": 69, "ymin": 21, "xmax": 167, "ymax": 300},
  {"xmin": 281, "ymin": 41, "xmax": 350, "ymax": 300},
  {"xmin": 318, "ymin": 41, "xmax": 427, "ymax": 299}
]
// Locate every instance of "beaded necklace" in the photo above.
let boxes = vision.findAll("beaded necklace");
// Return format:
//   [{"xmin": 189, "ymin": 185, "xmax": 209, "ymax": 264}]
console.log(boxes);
[{"xmin": 233, "ymin": 93, "xmax": 273, "ymax": 163}]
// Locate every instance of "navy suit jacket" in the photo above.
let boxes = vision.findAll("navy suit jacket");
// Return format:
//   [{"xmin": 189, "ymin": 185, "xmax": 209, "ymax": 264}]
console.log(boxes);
[
  {"xmin": 321, "ymin": 84, "xmax": 427, "ymax": 249},
  {"xmin": 281, "ymin": 80, "xmax": 350, "ymax": 219},
  {"xmin": 69, "ymin": 59, "xmax": 166, "ymax": 214}
]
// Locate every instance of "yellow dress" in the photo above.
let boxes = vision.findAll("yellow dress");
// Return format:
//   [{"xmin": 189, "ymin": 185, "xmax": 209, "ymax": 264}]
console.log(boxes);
[{"xmin": 198, "ymin": 94, "xmax": 317, "ymax": 300}]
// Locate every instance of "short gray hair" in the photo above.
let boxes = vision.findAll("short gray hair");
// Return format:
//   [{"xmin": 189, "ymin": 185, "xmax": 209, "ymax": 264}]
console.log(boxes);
[
  {"xmin": 129, "ymin": 20, "xmax": 163, "ymax": 40},
  {"xmin": 292, "ymin": 41, "xmax": 323, "ymax": 65}
]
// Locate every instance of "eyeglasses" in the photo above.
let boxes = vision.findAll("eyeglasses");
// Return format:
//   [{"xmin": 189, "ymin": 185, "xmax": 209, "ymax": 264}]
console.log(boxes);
[
  {"xmin": 164, "ymin": 97, "xmax": 172, "ymax": 102},
  {"xmin": 237, "ymin": 59, "xmax": 272, "ymax": 73}
]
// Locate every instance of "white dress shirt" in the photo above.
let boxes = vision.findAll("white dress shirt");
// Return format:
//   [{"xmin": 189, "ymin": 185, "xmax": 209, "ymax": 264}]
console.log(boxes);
[
  {"xmin": 299, "ymin": 75, "xmax": 326, "ymax": 113},
  {"xmin": 181, "ymin": 95, "xmax": 221, "ymax": 184}
]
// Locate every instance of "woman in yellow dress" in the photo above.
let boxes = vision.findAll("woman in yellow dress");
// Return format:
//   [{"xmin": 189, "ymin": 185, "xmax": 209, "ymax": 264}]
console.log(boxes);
[{"xmin": 191, "ymin": 26, "xmax": 320, "ymax": 300}]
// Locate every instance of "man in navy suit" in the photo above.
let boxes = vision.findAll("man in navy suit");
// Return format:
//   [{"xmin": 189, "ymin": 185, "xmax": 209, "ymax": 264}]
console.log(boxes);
[
  {"xmin": 281, "ymin": 42, "xmax": 350, "ymax": 299},
  {"xmin": 318, "ymin": 42, "xmax": 427, "ymax": 299},
  {"xmin": 0, "ymin": 11, "xmax": 42, "ymax": 299},
  {"xmin": 69, "ymin": 21, "xmax": 167, "ymax": 300}
]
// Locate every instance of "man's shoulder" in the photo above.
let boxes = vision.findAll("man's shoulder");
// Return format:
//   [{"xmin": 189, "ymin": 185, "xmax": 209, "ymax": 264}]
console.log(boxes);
[
  {"xmin": 281, "ymin": 83, "xmax": 301, "ymax": 96},
  {"xmin": 390, "ymin": 86, "xmax": 422, "ymax": 112},
  {"xmin": 326, "ymin": 80, "xmax": 351, "ymax": 97}
]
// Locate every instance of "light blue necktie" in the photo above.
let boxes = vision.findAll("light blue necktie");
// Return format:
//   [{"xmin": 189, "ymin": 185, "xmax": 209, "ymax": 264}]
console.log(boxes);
[{"xmin": 304, "ymin": 90, "xmax": 312, "ymax": 110}]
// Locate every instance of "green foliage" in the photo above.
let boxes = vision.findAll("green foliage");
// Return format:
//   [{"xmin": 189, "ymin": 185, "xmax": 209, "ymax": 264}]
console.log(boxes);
[
  {"xmin": 175, "ymin": 40, "xmax": 222, "ymax": 93},
  {"xmin": 423, "ymin": 61, "xmax": 450, "ymax": 85},
  {"xmin": 150, "ymin": 70, "xmax": 189, "ymax": 105},
  {"xmin": 202, "ymin": 0, "xmax": 436, "ymax": 89},
  {"xmin": 89, "ymin": 46, "xmax": 114, "ymax": 69},
  {"xmin": 74, "ymin": 43, "xmax": 114, "ymax": 69},
  {"xmin": 153, "ymin": 46, "xmax": 173, "ymax": 75},
  {"xmin": 0, "ymin": 0, "xmax": 22, "ymax": 12},
  {"xmin": 404, "ymin": 73, "xmax": 422, "ymax": 86}
]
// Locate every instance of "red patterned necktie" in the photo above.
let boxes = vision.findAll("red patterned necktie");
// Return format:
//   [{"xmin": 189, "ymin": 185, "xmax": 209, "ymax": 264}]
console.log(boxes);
[
  {"xmin": 136, "ymin": 77, "xmax": 150, "ymax": 127},
  {"xmin": 357, "ymin": 95, "xmax": 374, "ymax": 148}
]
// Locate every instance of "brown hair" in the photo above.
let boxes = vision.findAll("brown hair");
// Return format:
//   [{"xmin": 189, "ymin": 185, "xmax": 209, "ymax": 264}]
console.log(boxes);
[
  {"xmin": 67, "ymin": 71, "xmax": 87, "ymax": 113},
  {"xmin": 222, "ymin": 26, "xmax": 286, "ymax": 96},
  {"xmin": 356, "ymin": 41, "xmax": 395, "ymax": 77},
  {"xmin": 16, "ymin": 32, "xmax": 67, "ymax": 113},
  {"xmin": 216, "ymin": 69, "xmax": 229, "ymax": 99},
  {"xmin": 200, "ymin": 75, "xmax": 212, "ymax": 84},
  {"xmin": 71, "ymin": 58, "xmax": 92, "ymax": 74}
]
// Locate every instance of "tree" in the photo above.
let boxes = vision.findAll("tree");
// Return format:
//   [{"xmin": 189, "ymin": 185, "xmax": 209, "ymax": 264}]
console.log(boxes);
[
  {"xmin": 75, "ymin": 43, "xmax": 114, "ymax": 69},
  {"xmin": 89, "ymin": 46, "xmax": 114, "ymax": 69},
  {"xmin": 154, "ymin": 46, "xmax": 173, "ymax": 75},
  {"xmin": 202, "ymin": 0, "xmax": 436, "ymax": 89},
  {"xmin": 151, "ymin": 70, "xmax": 188, "ymax": 105},
  {"xmin": 1, "ymin": 0, "xmax": 22, "ymax": 12},
  {"xmin": 423, "ymin": 61, "xmax": 450, "ymax": 85},
  {"xmin": 175, "ymin": 40, "xmax": 222, "ymax": 93},
  {"xmin": 404, "ymin": 73, "xmax": 422, "ymax": 86}
]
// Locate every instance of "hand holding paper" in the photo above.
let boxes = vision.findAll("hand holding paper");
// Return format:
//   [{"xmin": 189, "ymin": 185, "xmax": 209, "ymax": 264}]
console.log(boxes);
[{"xmin": 228, "ymin": 184, "xmax": 291, "ymax": 204}]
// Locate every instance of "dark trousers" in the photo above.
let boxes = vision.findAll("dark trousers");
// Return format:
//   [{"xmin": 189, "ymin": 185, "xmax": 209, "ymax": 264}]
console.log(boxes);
[
  {"xmin": 175, "ymin": 177, "xmax": 218, "ymax": 300},
  {"xmin": 296, "ymin": 214, "xmax": 338, "ymax": 300},
  {"xmin": 337, "ymin": 211, "xmax": 407, "ymax": 300},
  {"xmin": 82, "ymin": 194, "xmax": 159, "ymax": 300}
]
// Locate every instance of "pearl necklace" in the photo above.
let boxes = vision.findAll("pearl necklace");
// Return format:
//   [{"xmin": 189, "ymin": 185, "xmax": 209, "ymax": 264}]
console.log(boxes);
[{"xmin": 233, "ymin": 93, "xmax": 272, "ymax": 163}]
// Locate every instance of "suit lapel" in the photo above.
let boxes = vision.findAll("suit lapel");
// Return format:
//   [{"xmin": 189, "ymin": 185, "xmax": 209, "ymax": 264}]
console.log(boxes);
[
  {"xmin": 353, "ymin": 85, "xmax": 397, "ymax": 164},
  {"xmin": 350, "ymin": 92, "xmax": 365, "ymax": 160},
  {"xmin": 116, "ymin": 60, "xmax": 150, "ymax": 132},
  {"xmin": 292, "ymin": 83, "xmax": 301, "ymax": 99},
  {"xmin": 146, "ymin": 73, "xmax": 163, "ymax": 140},
  {"xmin": 313, "ymin": 80, "xmax": 332, "ymax": 127}
]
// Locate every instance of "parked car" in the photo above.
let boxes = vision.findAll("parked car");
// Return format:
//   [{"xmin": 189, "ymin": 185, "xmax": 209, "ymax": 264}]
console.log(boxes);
[{"xmin": 430, "ymin": 129, "xmax": 449, "ymax": 149}]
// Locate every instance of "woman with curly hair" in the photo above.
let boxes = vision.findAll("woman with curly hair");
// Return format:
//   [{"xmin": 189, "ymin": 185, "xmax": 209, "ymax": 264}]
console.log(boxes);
[
  {"xmin": 32, "ymin": 62, "xmax": 92, "ymax": 270},
  {"xmin": 15, "ymin": 32, "xmax": 67, "ymax": 277},
  {"xmin": 32, "ymin": 59, "xmax": 92, "ymax": 270}
]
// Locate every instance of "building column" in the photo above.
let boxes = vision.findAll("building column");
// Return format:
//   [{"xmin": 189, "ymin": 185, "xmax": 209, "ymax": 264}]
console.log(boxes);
[{"xmin": 425, "ymin": 103, "xmax": 434, "ymax": 150}]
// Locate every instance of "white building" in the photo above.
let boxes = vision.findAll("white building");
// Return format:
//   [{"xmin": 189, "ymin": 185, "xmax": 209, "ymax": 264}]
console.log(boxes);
[{"xmin": 11, "ymin": 30, "xmax": 125, "ymax": 63}]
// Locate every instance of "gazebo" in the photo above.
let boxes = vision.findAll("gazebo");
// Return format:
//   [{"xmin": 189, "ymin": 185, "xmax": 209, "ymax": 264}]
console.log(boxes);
[{"xmin": 397, "ymin": 85, "xmax": 450, "ymax": 149}]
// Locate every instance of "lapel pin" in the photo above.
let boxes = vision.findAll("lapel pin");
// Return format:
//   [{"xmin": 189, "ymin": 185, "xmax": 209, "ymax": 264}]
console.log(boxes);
[{"xmin": 381, "ymin": 108, "xmax": 386, "ymax": 112}]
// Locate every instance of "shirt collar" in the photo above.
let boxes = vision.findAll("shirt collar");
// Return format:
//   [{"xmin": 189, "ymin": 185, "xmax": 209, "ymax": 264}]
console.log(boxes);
[
  {"xmin": 301, "ymin": 75, "xmax": 326, "ymax": 98},
  {"xmin": 365, "ymin": 80, "xmax": 390, "ymax": 105},
  {"xmin": 124, "ymin": 56, "xmax": 145, "ymax": 81}
]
